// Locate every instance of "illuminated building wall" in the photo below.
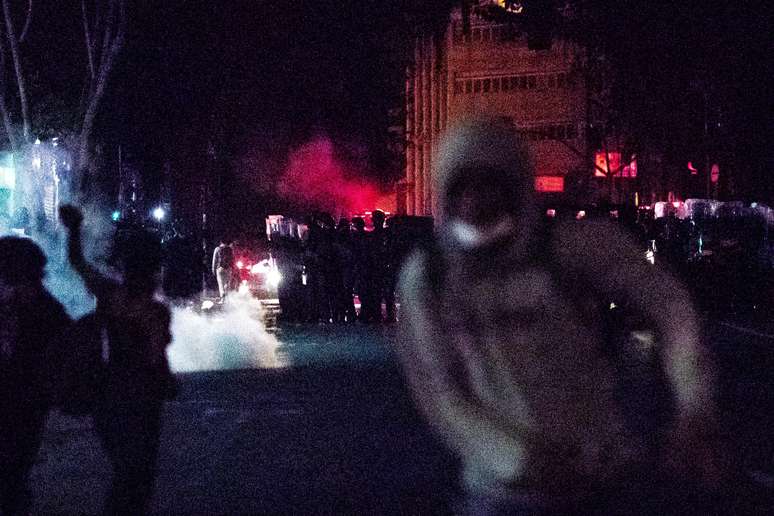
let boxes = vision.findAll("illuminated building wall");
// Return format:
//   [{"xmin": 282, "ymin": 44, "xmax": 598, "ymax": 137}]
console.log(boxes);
[{"xmin": 403, "ymin": 9, "xmax": 588, "ymax": 216}]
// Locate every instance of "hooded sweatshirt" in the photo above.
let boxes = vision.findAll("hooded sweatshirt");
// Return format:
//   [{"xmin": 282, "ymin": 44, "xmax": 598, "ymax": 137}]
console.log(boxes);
[{"xmin": 396, "ymin": 118, "xmax": 651, "ymax": 501}]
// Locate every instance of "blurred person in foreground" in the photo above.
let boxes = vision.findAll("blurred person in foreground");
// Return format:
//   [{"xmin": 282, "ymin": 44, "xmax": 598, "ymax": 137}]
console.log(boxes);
[
  {"xmin": 395, "ymin": 119, "xmax": 738, "ymax": 515},
  {"xmin": 0, "ymin": 236, "xmax": 70, "ymax": 515},
  {"xmin": 60, "ymin": 204, "xmax": 174, "ymax": 516}
]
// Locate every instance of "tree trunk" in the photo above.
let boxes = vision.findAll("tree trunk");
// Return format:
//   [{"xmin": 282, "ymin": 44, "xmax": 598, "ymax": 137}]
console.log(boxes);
[
  {"xmin": 76, "ymin": 0, "xmax": 126, "ymax": 199},
  {"xmin": 2, "ymin": 0, "xmax": 30, "ymax": 142}
]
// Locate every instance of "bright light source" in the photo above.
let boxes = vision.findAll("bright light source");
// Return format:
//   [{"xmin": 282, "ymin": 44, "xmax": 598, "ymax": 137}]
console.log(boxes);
[
  {"xmin": 546, "ymin": 209, "xmax": 556, "ymax": 218},
  {"xmin": 236, "ymin": 260, "xmax": 244, "ymax": 269},
  {"xmin": 268, "ymin": 268, "xmax": 282, "ymax": 288},
  {"xmin": 201, "ymin": 300, "xmax": 215, "ymax": 310},
  {"xmin": 152, "ymin": 207, "xmax": 166, "ymax": 221},
  {"xmin": 32, "ymin": 157, "xmax": 41, "ymax": 169},
  {"xmin": 576, "ymin": 210, "xmax": 586, "ymax": 220},
  {"xmin": 238, "ymin": 281, "xmax": 250, "ymax": 295},
  {"xmin": 34, "ymin": 138, "xmax": 41, "ymax": 145},
  {"xmin": 111, "ymin": 210, "xmax": 121, "ymax": 222}
]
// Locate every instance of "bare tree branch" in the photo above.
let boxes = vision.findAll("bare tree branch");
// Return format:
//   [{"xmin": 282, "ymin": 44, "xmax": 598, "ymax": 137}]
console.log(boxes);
[
  {"xmin": 78, "ymin": 0, "xmax": 126, "ymax": 174},
  {"xmin": 82, "ymin": 0, "xmax": 95, "ymax": 79},
  {"xmin": 19, "ymin": 0, "xmax": 32, "ymax": 43},
  {"xmin": 1, "ymin": 0, "xmax": 30, "ymax": 142},
  {"xmin": 98, "ymin": 0, "xmax": 116, "ymax": 78},
  {"xmin": 0, "ymin": 33, "xmax": 18, "ymax": 151}
]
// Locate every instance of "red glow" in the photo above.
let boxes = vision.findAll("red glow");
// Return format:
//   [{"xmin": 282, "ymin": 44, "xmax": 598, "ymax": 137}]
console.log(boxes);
[
  {"xmin": 688, "ymin": 161, "xmax": 698, "ymax": 174},
  {"xmin": 535, "ymin": 176, "xmax": 564, "ymax": 192},
  {"xmin": 594, "ymin": 151, "xmax": 622, "ymax": 177},
  {"xmin": 279, "ymin": 138, "xmax": 380, "ymax": 214}
]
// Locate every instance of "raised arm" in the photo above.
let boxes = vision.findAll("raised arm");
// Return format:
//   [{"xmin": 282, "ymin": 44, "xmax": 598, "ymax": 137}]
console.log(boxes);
[
  {"xmin": 59, "ymin": 205, "xmax": 112, "ymax": 299},
  {"xmin": 396, "ymin": 250, "xmax": 534, "ymax": 482}
]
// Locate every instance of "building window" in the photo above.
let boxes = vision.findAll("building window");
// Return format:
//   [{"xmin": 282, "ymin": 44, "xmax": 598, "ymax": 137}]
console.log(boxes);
[
  {"xmin": 528, "ymin": 75, "xmax": 537, "ymax": 89},
  {"xmin": 518, "ymin": 76, "xmax": 526, "ymax": 89},
  {"xmin": 566, "ymin": 123, "xmax": 577, "ymax": 139},
  {"xmin": 465, "ymin": 80, "xmax": 473, "ymax": 93},
  {"xmin": 492, "ymin": 77, "xmax": 500, "ymax": 92},
  {"xmin": 501, "ymin": 76, "xmax": 510, "ymax": 91},
  {"xmin": 454, "ymin": 80, "xmax": 463, "ymax": 94},
  {"xmin": 474, "ymin": 79, "xmax": 482, "ymax": 93},
  {"xmin": 483, "ymin": 78, "xmax": 491, "ymax": 93}
]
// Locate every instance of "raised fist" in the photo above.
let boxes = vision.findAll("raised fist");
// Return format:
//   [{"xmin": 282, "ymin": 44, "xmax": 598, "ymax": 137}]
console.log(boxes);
[{"xmin": 59, "ymin": 204, "xmax": 83, "ymax": 230}]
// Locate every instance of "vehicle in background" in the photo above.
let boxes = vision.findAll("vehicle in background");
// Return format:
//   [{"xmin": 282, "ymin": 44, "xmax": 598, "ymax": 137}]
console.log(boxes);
[{"xmin": 232, "ymin": 248, "xmax": 282, "ymax": 299}]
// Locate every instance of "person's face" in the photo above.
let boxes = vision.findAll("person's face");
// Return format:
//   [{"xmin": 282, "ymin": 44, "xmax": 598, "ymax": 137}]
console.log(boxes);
[{"xmin": 449, "ymin": 169, "xmax": 515, "ymax": 228}]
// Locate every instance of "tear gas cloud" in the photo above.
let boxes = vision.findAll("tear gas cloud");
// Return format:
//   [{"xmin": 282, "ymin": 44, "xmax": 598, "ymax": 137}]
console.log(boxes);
[
  {"xmin": 4, "ymin": 210, "xmax": 281, "ymax": 373},
  {"xmin": 278, "ymin": 137, "xmax": 380, "ymax": 214},
  {"xmin": 167, "ymin": 295, "xmax": 284, "ymax": 372}
]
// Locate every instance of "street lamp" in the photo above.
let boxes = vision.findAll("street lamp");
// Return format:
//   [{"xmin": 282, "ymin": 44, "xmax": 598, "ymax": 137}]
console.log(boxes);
[{"xmin": 152, "ymin": 206, "xmax": 166, "ymax": 221}]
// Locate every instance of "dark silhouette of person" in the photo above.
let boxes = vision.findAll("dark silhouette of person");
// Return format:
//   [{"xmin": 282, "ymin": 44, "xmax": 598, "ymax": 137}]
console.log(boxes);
[
  {"xmin": 349, "ymin": 216, "xmax": 369, "ymax": 321},
  {"xmin": 59, "ymin": 205, "xmax": 174, "ymax": 516},
  {"xmin": 0, "ymin": 236, "xmax": 71, "ymax": 515},
  {"xmin": 305, "ymin": 213, "xmax": 337, "ymax": 323},
  {"xmin": 331, "ymin": 218, "xmax": 356, "ymax": 322},
  {"xmin": 274, "ymin": 236, "xmax": 304, "ymax": 324},
  {"xmin": 360, "ymin": 210, "xmax": 392, "ymax": 323}
]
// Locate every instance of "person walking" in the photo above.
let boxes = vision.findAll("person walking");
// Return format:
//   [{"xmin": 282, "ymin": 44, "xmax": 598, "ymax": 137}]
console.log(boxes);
[
  {"xmin": 212, "ymin": 238, "xmax": 234, "ymax": 302},
  {"xmin": 396, "ymin": 119, "xmax": 731, "ymax": 514}
]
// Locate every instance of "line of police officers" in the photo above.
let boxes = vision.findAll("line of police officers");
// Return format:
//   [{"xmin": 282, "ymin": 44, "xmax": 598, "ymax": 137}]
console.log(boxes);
[{"xmin": 274, "ymin": 209, "xmax": 398, "ymax": 324}]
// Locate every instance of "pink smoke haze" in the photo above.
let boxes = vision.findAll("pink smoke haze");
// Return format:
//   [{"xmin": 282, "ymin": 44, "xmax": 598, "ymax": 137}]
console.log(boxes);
[{"xmin": 278, "ymin": 137, "xmax": 379, "ymax": 214}]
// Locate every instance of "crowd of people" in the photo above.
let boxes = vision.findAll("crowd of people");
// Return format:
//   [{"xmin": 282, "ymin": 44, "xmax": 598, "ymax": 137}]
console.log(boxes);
[
  {"xmin": 2, "ymin": 118, "xmax": 771, "ymax": 515},
  {"xmin": 1, "ymin": 205, "xmax": 174, "ymax": 516},
  {"xmin": 220, "ymin": 209, "xmax": 421, "ymax": 326}
]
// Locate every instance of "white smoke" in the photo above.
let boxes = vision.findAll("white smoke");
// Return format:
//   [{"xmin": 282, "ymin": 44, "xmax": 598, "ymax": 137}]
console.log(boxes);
[{"xmin": 167, "ymin": 294, "xmax": 284, "ymax": 372}]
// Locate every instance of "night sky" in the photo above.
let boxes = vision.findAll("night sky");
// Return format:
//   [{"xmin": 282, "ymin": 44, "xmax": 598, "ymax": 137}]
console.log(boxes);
[{"xmin": 13, "ymin": 0, "xmax": 772, "ymax": 223}]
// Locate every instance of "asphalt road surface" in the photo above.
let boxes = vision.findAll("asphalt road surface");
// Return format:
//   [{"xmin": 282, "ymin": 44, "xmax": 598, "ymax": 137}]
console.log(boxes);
[{"xmin": 28, "ymin": 311, "xmax": 774, "ymax": 515}]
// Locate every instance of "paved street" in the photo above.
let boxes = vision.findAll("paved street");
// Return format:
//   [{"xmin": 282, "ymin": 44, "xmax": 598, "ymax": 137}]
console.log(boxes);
[
  {"xmin": 31, "ymin": 323, "xmax": 457, "ymax": 515},
  {"xmin": 28, "ymin": 310, "xmax": 774, "ymax": 515}
]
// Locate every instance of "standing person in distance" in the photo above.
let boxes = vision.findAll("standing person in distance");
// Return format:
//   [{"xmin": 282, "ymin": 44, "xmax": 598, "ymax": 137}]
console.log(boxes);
[{"xmin": 212, "ymin": 237, "xmax": 234, "ymax": 302}]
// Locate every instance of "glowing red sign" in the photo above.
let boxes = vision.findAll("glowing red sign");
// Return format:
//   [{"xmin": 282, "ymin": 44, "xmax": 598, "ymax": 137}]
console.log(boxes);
[{"xmin": 535, "ymin": 176, "xmax": 564, "ymax": 192}]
